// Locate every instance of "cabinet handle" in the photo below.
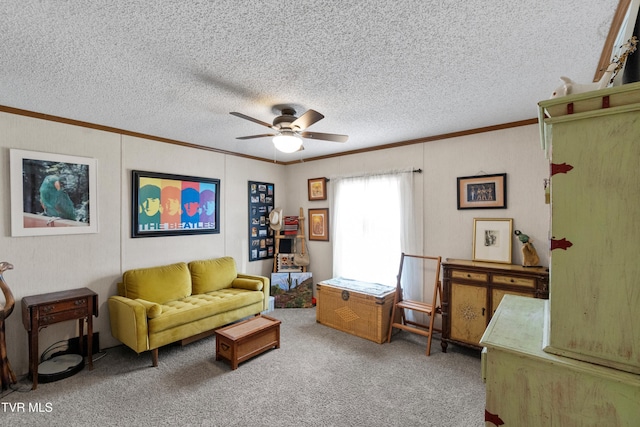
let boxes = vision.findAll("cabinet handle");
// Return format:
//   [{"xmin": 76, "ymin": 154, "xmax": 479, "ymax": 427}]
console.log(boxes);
[
  {"xmin": 75, "ymin": 299, "xmax": 86, "ymax": 306},
  {"xmin": 467, "ymin": 274, "xmax": 471, "ymax": 278},
  {"xmin": 482, "ymin": 308, "xmax": 485, "ymax": 316}
]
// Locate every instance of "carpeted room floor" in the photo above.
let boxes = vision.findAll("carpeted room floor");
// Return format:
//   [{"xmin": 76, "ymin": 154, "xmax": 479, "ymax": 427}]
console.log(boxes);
[{"xmin": 0, "ymin": 308, "xmax": 485, "ymax": 426}]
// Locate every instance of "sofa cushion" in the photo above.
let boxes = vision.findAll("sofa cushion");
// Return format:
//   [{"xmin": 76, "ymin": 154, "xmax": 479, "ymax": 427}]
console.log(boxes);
[
  {"xmin": 122, "ymin": 262, "xmax": 192, "ymax": 304},
  {"xmin": 189, "ymin": 257, "xmax": 237, "ymax": 294},
  {"xmin": 148, "ymin": 288, "xmax": 264, "ymax": 333},
  {"xmin": 232, "ymin": 277, "xmax": 263, "ymax": 291}
]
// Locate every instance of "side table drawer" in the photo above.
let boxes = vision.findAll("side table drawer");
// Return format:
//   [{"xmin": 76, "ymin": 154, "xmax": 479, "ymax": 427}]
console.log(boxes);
[
  {"xmin": 492, "ymin": 275, "xmax": 535, "ymax": 288},
  {"xmin": 451, "ymin": 270, "xmax": 488, "ymax": 282},
  {"xmin": 38, "ymin": 298, "xmax": 89, "ymax": 316},
  {"xmin": 39, "ymin": 308, "xmax": 89, "ymax": 326}
]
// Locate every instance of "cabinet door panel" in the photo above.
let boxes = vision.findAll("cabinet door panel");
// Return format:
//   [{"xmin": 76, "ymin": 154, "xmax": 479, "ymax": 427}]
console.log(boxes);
[
  {"xmin": 549, "ymin": 111, "xmax": 640, "ymax": 371},
  {"xmin": 450, "ymin": 283, "xmax": 487, "ymax": 345}
]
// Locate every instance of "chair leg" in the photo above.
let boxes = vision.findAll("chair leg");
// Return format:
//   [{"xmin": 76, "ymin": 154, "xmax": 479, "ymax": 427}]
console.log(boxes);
[{"xmin": 151, "ymin": 348, "xmax": 159, "ymax": 367}]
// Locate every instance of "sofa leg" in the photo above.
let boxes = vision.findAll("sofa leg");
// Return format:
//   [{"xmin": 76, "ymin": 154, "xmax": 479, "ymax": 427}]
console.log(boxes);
[{"xmin": 151, "ymin": 348, "xmax": 158, "ymax": 367}]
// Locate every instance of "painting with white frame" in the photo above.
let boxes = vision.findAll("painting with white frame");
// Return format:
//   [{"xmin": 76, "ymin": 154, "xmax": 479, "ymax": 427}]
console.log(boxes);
[
  {"xmin": 10, "ymin": 149, "xmax": 98, "ymax": 236},
  {"xmin": 472, "ymin": 218, "xmax": 513, "ymax": 264}
]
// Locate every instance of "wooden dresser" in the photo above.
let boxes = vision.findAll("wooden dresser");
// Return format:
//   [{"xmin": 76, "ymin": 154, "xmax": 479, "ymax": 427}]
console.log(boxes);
[{"xmin": 441, "ymin": 259, "xmax": 548, "ymax": 351}]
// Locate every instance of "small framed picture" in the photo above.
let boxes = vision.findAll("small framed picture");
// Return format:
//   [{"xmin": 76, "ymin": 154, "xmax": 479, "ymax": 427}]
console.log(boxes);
[
  {"xmin": 308, "ymin": 177, "xmax": 327, "ymax": 201},
  {"xmin": 472, "ymin": 218, "xmax": 513, "ymax": 264},
  {"xmin": 457, "ymin": 173, "xmax": 506, "ymax": 209},
  {"xmin": 309, "ymin": 208, "xmax": 329, "ymax": 241}
]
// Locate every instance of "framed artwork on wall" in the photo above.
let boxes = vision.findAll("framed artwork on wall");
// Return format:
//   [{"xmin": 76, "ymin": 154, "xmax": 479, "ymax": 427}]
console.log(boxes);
[
  {"xmin": 457, "ymin": 173, "xmax": 507, "ymax": 210},
  {"xmin": 472, "ymin": 218, "xmax": 513, "ymax": 264},
  {"xmin": 308, "ymin": 177, "xmax": 327, "ymax": 201},
  {"xmin": 131, "ymin": 170, "xmax": 220, "ymax": 238},
  {"xmin": 308, "ymin": 208, "xmax": 329, "ymax": 241},
  {"xmin": 10, "ymin": 149, "xmax": 98, "ymax": 236},
  {"xmin": 248, "ymin": 181, "xmax": 275, "ymax": 261}
]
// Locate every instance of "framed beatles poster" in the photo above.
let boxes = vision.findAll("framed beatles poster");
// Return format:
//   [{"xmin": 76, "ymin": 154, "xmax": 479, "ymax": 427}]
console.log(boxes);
[
  {"xmin": 132, "ymin": 170, "xmax": 220, "ymax": 237},
  {"xmin": 249, "ymin": 181, "xmax": 275, "ymax": 261}
]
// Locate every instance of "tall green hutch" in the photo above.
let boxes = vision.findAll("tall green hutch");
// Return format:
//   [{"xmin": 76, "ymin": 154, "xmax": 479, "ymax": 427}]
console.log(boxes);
[{"xmin": 480, "ymin": 83, "xmax": 640, "ymax": 426}]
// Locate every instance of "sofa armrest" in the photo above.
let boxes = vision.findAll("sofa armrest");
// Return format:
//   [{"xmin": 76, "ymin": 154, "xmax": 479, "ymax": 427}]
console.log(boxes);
[
  {"xmin": 237, "ymin": 273, "xmax": 270, "ymax": 311},
  {"xmin": 108, "ymin": 296, "xmax": 150, "ymax": 353},
  {"xmin": 134, "ymin": 298, "xmax": 163, "ymax": 318}
]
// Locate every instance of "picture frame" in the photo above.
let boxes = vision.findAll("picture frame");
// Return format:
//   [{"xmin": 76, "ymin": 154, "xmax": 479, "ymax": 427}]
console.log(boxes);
[
  {"xmin": 248, "ymin": 181, "xmax": 275, "ymax": 261},
  {"xmin": 472, "ymin": 218, "xmax": 513, "ymax": 264},
  {"xmin": 457, "ymin": 173, "xmax": 507, "ymax": 210},
  {"xmin": 132, "ymin": 170, "xmax": 220, "ymax": 238},
  {"xmin": 308, "ymin": 177, "xmax": 327, "ymax": 201},
  {"xmin": 10, "ymin": 149, "xmax": 98, "ymax": 236},
  {"xmin": 309, "ymin": 208, "xmax": 329, "ymax": 241}
]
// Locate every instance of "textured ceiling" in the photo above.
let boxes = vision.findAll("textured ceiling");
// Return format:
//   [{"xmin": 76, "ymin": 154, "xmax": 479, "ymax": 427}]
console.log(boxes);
[{"xmin": 0, "ymin": 1, "xmax": 619, "ymax": 162}]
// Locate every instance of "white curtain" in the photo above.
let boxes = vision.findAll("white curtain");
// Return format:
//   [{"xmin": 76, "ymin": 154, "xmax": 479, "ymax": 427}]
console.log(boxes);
[{"xmin": 330, "ymin": 170, "xmax": 419, "ymax": 289}]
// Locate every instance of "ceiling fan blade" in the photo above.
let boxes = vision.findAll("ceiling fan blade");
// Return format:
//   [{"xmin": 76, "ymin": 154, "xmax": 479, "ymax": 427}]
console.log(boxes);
[
  {"xmin": 291, "ymin": 109, "xmax": 324, "ymax": 130},
  {"xmin": 236, "ymin": 133, "xmax": 276, "ymax": 140},
  {"xmin": 230, "ymin": 112, "xmax": 273, "ymax": 128},
  {"xmin": 300, "ymin": 131, "xmax": 348, "ymax": 143}
]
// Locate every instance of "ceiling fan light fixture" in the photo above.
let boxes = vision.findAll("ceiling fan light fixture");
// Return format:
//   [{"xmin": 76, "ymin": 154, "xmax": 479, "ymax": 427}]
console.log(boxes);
[{"xmin": 272, "ymin": 132, "xmax": 302, "ymax": 153}]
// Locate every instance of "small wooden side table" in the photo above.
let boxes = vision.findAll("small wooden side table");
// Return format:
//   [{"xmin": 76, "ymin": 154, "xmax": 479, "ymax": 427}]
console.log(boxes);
[
  {"xmin": 22, "ymin": 287, "xmax": 98, "ymax": 390},
  {"xmin": 215, "ymin": 315, "xmax": 280, "ymax": 370}
]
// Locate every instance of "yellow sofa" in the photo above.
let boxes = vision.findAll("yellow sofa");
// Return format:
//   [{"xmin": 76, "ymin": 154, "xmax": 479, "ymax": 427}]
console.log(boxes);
[{"xmin": 108, "ymin": 256, "xmax": 269, "ymax": 366}]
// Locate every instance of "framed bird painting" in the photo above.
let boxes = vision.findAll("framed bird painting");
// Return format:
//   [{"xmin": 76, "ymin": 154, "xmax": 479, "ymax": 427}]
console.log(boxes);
[{"xmin": 10, "ymin": 149, "xmax": 98, "ymax": 236}]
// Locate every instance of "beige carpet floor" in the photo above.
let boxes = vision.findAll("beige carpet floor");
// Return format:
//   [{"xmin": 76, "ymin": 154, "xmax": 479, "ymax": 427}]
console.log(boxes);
[{"xmin": 0, "ymin": 307, "xmax": 485, "ymax": 426}]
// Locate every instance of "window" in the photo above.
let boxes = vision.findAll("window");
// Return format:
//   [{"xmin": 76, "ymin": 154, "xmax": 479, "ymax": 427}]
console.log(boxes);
[{"xmin": 332, "ymin": 173, "xmax": 404, "ymax": 286}]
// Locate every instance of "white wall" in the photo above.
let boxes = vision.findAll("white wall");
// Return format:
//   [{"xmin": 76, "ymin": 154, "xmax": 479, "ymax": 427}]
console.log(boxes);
[
  {"xmin": 0, "ymin": 110, "xmax": 548, "ymax": 376},
  {"xmin": 0, "ymin": 112, "xmax": 284, "ymax": 375},
  {"xmin": 285, "ymin": 124, "xmax": 550, "ymax": 285}
]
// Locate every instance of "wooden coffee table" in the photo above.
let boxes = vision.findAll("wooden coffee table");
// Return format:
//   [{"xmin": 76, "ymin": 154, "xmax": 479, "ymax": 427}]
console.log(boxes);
[{"xmin": 215, "ymin": 315, "xmax": 281, "ymax": 370}]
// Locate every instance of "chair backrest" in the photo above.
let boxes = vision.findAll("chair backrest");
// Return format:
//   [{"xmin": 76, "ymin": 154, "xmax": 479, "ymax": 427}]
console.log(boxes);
[{"xmin": 396, "ymin": 253, "xmax": 442, "ymax": 306}]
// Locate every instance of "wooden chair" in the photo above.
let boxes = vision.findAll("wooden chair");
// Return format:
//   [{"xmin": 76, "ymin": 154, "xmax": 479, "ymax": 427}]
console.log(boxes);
[{"xmin": 387, "ymin": 254, "xmax": 442, "ymax": 356}]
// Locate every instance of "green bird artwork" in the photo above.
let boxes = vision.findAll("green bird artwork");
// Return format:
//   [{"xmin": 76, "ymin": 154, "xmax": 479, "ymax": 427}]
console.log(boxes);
[{"xmin": 39, "ymin": 175, "xmax": 76, "ymax": 220}]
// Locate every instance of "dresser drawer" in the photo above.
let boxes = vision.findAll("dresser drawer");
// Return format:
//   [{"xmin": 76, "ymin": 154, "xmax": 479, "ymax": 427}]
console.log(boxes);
[
  {"xmin": 451, "ymin": 270, "xmax": 488, "ymax": 282},
  {"xmin": 39, "ymin": 308, "xmax": 89, "ymax": 326},
  {"xmin": 492, "ymin": 275, "xmax": 535, "ymax": 288},
  {"xmin": 38, "ymin": 298, "xmax": 90, "ymax": 316}
]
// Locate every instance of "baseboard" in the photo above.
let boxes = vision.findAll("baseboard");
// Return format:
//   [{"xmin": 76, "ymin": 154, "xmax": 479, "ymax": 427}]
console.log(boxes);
[{"xmin": 67, "ymin": 332, "xmax": 100, "ymax": 356}]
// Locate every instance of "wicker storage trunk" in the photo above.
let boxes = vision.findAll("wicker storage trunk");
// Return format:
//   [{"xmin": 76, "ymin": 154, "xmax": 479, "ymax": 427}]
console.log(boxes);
[{"xmin": 316, "ymin": 278, "xmax": 395, "ymax": 344}]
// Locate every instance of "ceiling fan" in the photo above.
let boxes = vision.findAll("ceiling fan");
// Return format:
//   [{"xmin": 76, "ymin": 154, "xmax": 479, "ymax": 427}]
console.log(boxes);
[{"xmin": 230, "ymin": 107, "xmax": 348, "ymax": 153}]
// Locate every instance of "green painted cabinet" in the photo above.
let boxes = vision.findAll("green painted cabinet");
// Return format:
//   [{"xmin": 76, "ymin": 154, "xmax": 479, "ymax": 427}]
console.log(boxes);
[
  {"xmin": 481, "ymin": 296, "xmax": 640, "ymax": 426},
  {"xmin": 480, "ymin": 83, "xmax": 640, "ymax": 426},
  {"xmin": 542, "ymin": 84, "xmax": 640, "ymax": 374}
]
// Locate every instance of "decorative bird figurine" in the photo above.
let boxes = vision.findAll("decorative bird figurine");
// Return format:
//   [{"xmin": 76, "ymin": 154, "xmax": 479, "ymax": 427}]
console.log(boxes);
[
  {"xmin": 514, "ymin": 230, "xmax": 539, "ymax": 267},
  {"xmin": 0, "ymin": 261, "xmax": 17, "ymax": 390},
  {"xmin": 514, "ymin": 230, "xmax": 529, "ymax": 244}
]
